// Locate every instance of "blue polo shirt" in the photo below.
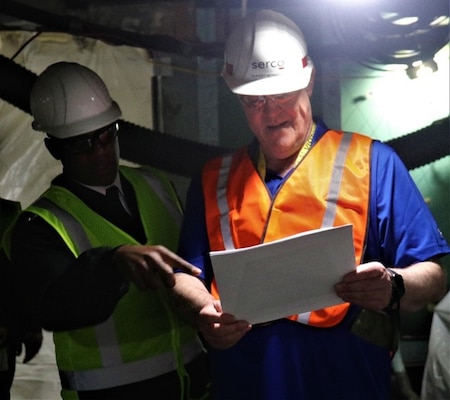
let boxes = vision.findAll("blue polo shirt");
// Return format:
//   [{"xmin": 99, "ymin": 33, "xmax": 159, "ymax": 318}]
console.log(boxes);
[{"xmin": 178, "ymin": 119, "xmax": 450, "ymax": 400}]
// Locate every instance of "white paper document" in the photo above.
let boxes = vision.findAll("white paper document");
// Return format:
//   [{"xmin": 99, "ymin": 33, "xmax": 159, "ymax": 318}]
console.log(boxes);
[{"xmin": 210, "ymin": 224, "xmax": 356, "ymax": 325}]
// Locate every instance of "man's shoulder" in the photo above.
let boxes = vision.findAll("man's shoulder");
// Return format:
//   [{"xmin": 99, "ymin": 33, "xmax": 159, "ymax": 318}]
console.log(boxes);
[{"xmin": 120, "ymin": 164, "xmax": 166, "ymax": 181}]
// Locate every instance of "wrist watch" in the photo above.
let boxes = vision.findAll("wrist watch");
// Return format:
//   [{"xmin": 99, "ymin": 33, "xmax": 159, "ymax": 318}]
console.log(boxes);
[{"xmin": 386, "ymin": 268, "xmax": 405, "ymax": 310}]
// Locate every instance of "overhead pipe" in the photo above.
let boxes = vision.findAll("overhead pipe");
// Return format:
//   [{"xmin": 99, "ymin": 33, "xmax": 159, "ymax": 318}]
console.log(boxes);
[{"xmin": 0, "ymin": 55, "xmax": 448, "ymax": 176}]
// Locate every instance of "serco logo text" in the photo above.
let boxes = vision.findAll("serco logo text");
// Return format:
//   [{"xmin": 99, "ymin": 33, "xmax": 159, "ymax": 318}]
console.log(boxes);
[{"xmin": 251, "ymin": 60, "xmax": 285, "ymax": 70}]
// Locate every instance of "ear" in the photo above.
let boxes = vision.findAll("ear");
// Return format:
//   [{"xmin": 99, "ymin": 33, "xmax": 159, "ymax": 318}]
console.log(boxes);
[
  {"xmin": 44, "ymin": 137, "xmax": 62, "ymax": 160},
  {"xmin": 306, "ymin": 67, "xmax": 315, "ymax": 97}
]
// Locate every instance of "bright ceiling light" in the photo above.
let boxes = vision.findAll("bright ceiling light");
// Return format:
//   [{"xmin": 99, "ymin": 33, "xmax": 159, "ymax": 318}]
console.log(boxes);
[
  {"xmin": 406, "ymin": 59, "xmax": 439, "ymax": 79},
  {"xmin": 430, "ymin": 15, "xmax": 450, "ymax": 26},
  {"xmin": 392, "ymin": 16, "xmax": 419, "ymax": 26},
  {"xmin": 391, "ymin": 49, "xmax": 421, "ymax": 59}
]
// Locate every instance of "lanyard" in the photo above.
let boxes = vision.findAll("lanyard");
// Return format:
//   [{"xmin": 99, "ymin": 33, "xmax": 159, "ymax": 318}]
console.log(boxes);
[{"xmin": 257, "ymin": 122, "xmax": 316, "ymax": 180}]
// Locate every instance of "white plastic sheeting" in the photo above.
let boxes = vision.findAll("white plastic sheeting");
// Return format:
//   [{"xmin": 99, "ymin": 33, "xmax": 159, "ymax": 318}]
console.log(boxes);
[
  {"xmin": 0, "ymin": 31, "xmax": 154, "ymax": 207},
  {"xmin": 421, "ymin": 291, "xmax": 450, "ymax": 400}
]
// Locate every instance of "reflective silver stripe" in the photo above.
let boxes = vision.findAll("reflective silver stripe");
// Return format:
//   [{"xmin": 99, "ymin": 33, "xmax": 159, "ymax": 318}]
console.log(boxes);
[
  {"xmin": 297, "ymin": 312, "xmax": 311, "ymax": 324},
  {"xmin": 60, "ymin": 339, "xmax": 202, "ymax": 391},
  {"xmin": 34, "ymin": 198, "xmax": 91, "ymax": 252},
  {"xmin": 321, "ymin": 132, "xmax": 353, "ymax": 228},
  {"xmin": 140, "ymin": 171, "xmax": 182, "ymax": 227},
  {"xmin": 34, "ymin": 199, "xmax": 124, "ymax": 369},
  {"xmin": 217, "ymin": 155, "xmax": 235, "ymax": 250},
  {"xmin": 94, "ymin": 317, "xmax": 122, "ymax": 367},
  {"xmin": 297, "ymin": 132, "xmax": 353, "ymax": 323}
]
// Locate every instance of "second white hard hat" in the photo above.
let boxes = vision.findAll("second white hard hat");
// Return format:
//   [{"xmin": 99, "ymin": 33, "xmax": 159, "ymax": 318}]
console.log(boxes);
[
  {"xmin": 222, "ymin": 9, "xmax": 314, "ymax": 96},
  {"xmin": 30, "ymin": 62, "xmax": 121, "ymax": 139}
]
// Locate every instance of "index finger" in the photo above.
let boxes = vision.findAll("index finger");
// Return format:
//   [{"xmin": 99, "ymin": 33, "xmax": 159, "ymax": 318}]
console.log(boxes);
[
  {"xmin": 157, "ymin": 247, "xmax": 202, "ymax": 276},
  {"xmin": 173, "ymin": 257, "xmax": 202, "ymax": 276}
]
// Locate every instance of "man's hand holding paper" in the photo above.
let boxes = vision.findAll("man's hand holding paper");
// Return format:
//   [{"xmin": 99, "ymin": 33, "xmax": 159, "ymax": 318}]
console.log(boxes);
[{"xmin": 210, "ymin": 224, "xmax": 356, "ymax": 325}]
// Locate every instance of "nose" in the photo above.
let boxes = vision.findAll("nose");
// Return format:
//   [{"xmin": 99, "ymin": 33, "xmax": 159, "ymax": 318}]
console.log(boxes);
[
  {"xmin": 267, "ymin": 97, "xmax": 299, "ymax": 121},
  {"xmin": 263, "ymin": 96, "xmax": 282, "ymax": 112},
  {"xmin": 89, "ymin": 139, "xmax": 115, "ymax": 158}
]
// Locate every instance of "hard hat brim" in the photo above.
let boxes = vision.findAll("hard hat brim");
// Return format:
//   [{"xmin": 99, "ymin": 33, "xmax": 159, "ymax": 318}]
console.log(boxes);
[
  {"xmin": 33, "ymin": 101, "xmax": 121, "ymax": 138},
  {"xmin": 223, "ymin": 63, "xmax": 314, "ymax": 96}
]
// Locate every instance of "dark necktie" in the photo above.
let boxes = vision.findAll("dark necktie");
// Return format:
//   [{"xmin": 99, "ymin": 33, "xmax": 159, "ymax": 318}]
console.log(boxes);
[
  {"xmin": 104, "ymin": 185, "xmax": 146, "ymax": 243},
  {"xmin": 105, "ymin": 186, "xmax": 128, "ymax": 215}
]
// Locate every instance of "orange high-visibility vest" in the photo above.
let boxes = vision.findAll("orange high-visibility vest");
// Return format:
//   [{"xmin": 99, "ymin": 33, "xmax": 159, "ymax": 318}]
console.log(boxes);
[{"xmin": 203, "ymin": 130, "xmax": 372, "ymax": 327}]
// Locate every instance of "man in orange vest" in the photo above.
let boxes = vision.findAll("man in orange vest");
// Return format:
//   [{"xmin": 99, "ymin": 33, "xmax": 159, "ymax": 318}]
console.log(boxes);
[{"xmin": 171, "ymin": 9, "xmax": 450, "ymax": 400}]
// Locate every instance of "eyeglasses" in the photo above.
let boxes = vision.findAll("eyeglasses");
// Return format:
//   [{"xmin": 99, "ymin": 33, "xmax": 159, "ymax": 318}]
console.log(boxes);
[
  {"xmin": 238, "ymin": 90, "xmax": 300, "ymax": 109},
  {"xmin": 59, "ymin": 123, "xmax": 119, "ymax": 154}
]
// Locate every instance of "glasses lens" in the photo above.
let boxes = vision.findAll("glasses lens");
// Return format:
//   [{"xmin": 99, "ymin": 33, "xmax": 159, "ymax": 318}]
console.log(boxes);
[
  {"xmin": 238, "ymin": 90, "xmax": 299, "ymax": 109},
  {"xmin": 62, "ymin": 123, "xmax": 118, "ymax": 154},
  {"xmin": 271, "ymin": 91, "xmax": 298, "ymax": 104},
  {"xmin": 97, "ymin": 124, "xmax": 118, "ymax": 145},
  {"xmin": 238, "ymin": 95, "xmax": 265, "ymax": 108}
]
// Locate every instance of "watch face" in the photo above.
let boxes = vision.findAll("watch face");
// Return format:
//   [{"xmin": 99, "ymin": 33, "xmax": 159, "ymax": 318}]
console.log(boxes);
[
  {"xmin": 394, "ymin": 273, "xmax": 405, "ymax": 297},
  {"xmin": 387, "ymin": 268, "xmax": 405, "ymax": 304}
]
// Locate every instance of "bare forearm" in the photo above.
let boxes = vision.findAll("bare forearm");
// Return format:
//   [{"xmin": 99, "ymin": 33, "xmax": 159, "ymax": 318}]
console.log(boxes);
[
  {"xmin": 393, "ymin": 260, "xmax": 447, "ymax": 312},
  {"xmin": 336, "ymin": 259, "xmax": 448, "ymax": 314},
  {"xmin": 171, "ymin": 272, "xmax": 214, "ymax": 327}
]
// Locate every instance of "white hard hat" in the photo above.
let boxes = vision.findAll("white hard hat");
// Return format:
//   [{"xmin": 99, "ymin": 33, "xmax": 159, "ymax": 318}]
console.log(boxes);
[
  {"xmin": 222, "ymin": 9, "xmax": 314, "ymax": 96},
  {"xmin": 30, "ymin": 62, "xmax": 121, "ymax": 139}
]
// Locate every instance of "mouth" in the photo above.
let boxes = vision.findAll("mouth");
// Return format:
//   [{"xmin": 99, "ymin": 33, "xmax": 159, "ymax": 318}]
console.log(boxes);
[
  {"xmin": 94, "ymin": 161, "xmax": 115, "ymax": 175},
  {"xmin": 267, "ymin": 121, "xmax": 290, "ymax": 130}
]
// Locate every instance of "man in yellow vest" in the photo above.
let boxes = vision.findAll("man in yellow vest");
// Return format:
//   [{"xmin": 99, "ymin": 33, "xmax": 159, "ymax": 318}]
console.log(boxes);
[
  {"xmin": 171, "ymin": 9, "xmax": 450, "ymax": 400},
  {"xmin": 7, "ymin": 62, "xmax": 209, "ymax": 400}
]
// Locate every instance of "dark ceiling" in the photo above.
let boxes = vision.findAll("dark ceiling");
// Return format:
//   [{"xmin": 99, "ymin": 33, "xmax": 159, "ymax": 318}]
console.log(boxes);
[
  {"xmin": 0, "ymin": 0, "xmax": 449, "ymax": 176},
  {"xmin": 0, "ymin": 0, "xmax": 449, "ymax": 67}
]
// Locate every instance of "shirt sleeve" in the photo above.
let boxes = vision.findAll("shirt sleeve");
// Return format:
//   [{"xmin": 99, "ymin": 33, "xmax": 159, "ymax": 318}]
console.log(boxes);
[
  {"xmin": 365, "ymin": 141, "xmax": 450, "ymax": 267},
  {"xmin": 177, "ymin": 174, "xmax": 213, "ymax": 285},
  {"xmin": 10, "ymin": 212, "xmax": 129, "ymax": 331}
]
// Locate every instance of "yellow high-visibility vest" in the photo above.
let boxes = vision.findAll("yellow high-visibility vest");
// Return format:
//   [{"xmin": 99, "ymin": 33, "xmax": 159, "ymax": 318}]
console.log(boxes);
[{"xmin": 26, "ymin": 166, "xmax": 202, "ymax": 396}]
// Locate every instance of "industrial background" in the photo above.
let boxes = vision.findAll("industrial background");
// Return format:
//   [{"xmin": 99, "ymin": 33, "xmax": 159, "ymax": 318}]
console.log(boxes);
[{"xmin": 0, "ymin": 1, "xmax": 448, "ymax": 399}]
